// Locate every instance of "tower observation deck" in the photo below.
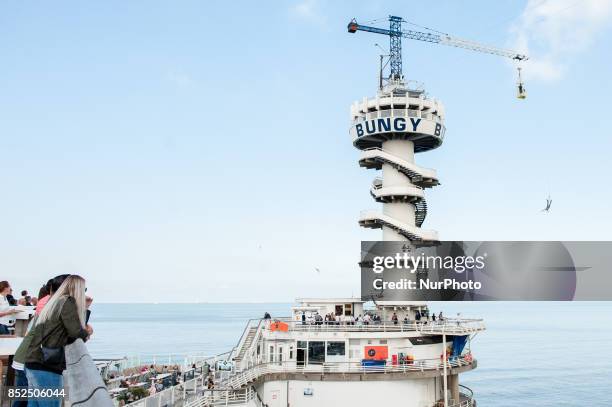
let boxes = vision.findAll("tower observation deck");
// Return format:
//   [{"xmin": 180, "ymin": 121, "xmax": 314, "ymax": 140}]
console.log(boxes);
[{"xmin": 351, "ymin": 81, "xmax": 444, "ymax": 242}]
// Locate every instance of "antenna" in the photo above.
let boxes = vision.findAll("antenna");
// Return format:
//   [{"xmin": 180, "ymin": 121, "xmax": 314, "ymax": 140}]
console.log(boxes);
[{"xmin": 374, "ymin": 43, "xmax": 389, "ymax": 91}]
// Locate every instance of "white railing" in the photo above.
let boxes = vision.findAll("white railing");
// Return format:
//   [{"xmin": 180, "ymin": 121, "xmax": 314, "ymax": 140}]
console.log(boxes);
[
  {"xmin": 360, "ymin": 147, "xmax": 439, "ymax": 181},
  {"xmin": 230, "ymin": 319, "xmax": 260, "ymax": 362},
  {"xmin": 358, "ymin": 210, "xmax": 439, "ymax": 241},
  {"xmin": 123, "ymin": 353, "xmax": 229, "ymax": 406},
  {"xmin": 126, "ymin": 374, "xmax": 204, "ymax": 407},
  {"xmin": 353, "ymin": 109, "xmax": 442, "ymax": 125},
  {"xmin": 185, "ymin": 388, "xmax": 258, "ymax": 407},
  {"xmin": 444, "ymin": 385, "xmax": 475, "ymax": 407},
  {"xmin": 265, "ymin": 317, "xmax": 485, "ymax": 335},
  {"xmin": 128, "ymin": 382, "xmax": 255, "ymax": 407},
  {"xmin": 235, "ymin": 320, "xmax": 266, "ymax": 372},
  {"xmin": 225, "ymin": 357, "xmax": 475, "ymax": 390}
]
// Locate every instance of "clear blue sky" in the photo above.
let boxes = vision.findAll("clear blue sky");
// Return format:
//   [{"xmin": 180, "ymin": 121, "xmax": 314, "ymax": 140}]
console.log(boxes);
[{"xmin": 1, "ymin": 0, "xmax": 611, "ymax": 302}]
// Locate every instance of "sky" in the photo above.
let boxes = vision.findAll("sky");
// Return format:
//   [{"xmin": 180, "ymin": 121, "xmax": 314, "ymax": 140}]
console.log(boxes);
[{"xmin": 1, "ymin": 0, "xmax": 611, "ymax": 302}]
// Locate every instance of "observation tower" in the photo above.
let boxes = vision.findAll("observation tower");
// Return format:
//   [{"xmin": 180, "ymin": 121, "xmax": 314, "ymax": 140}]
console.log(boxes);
[
  {"xmin": 351, "ymin": 82, "xmax": 444, "ymax": 242},
  {"xmin": 348, "ymin": 15, "xmax": 527, "ymax": 243}
]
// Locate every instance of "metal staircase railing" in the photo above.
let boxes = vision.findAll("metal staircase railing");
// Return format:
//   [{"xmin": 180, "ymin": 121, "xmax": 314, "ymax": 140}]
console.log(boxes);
[
  {"xmin": 360, "ymin": 147, "xmax": 439, "ymax": 188},
  {"xmin": 360, "ymin": 210, "xmax": 438, "ymax": 241},
  {"xmin": 224, "ymin": 357, "xmax": 477, "ymax": 391},
  {"xmin": 233, "ymin": 319, "xmax": 265, "ymax": 372},
  {"xmin": 414, "ymin": 198, "xmax": 428, "ymax": 227}
]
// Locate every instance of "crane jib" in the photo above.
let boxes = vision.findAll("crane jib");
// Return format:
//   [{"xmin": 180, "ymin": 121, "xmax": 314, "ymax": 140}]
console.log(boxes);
[{"xmin": 347, "ymin": 18, "xmax": 528, "ymax": 63}]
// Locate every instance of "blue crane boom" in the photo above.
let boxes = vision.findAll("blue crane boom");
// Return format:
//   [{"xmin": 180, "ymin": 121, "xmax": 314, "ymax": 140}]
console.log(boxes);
[{"xmin": 348, "ymin": 16, "xmax": 529, "ymax": 81}]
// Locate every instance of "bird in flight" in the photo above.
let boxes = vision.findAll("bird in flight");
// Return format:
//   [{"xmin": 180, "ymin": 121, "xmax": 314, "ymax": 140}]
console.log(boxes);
[{"xmin": 541, "ymin": 195, "xmax": 552, "ymax": 212}]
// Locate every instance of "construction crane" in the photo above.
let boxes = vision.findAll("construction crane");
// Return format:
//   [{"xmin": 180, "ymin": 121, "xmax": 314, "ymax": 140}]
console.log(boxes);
[{"xmin": 348, "ymin": 16, "xmax": 529, "ymax": 98}]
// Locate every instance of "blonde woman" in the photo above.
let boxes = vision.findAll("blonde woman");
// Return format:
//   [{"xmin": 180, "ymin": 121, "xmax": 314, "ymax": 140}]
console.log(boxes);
[{"xmin": 24, "ymin": 275, "xmax": 93, "ymax": 407}]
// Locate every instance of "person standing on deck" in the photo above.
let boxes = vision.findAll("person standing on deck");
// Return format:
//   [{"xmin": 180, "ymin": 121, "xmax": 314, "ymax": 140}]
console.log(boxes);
[
  {"xmin": 24, "ymin": 275, "xmax": 93, "ymax": 407},
  {"xmin": 0, "ymin": 281, "xmax": 20, "ymax": 334},
  {"xmin": 11, "ymin": 275, "xmax": 71, "ymax": 407},
  {"xmin": 35, "ymin": 279, "xmax": 54, "ymax": 315}
]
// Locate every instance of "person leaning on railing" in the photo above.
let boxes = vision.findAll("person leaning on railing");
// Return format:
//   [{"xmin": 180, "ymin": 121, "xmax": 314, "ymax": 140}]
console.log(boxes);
[
  {"xmin": 23, "ymin": 275, "xmax": 94, "ymax": 407},
  {"xmin": 11, "ymin": 274, "xmax": 71, "ymax": 407}
]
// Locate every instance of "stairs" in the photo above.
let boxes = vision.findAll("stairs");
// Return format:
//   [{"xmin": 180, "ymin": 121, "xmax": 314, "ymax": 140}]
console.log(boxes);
[
  {"xmin": 414, "ymin": 198, "xmax": 427, "ymax": 227},
  {"xmin": 233, "ymin": 327, "xmax": 257, "ymax": 366},
  {"xmin": 359, "ymin": 210, "xmax": 438, "ymax": 241},
  {"xmin": 359, "ymin": 148, "xmax": 439, "ymax": 188}
]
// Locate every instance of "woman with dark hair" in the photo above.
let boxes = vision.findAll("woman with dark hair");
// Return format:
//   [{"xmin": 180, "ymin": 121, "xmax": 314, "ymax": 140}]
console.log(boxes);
[
  {"xmin": 0, "ymin": 281, "xmax": 19, "ymax": 335},
  {"xmin": 35, "ymin": 275, "xmax": 70, "ymax": 316},
  {"xmin": 35, "ymin": 279, "xmax": 53, "ymax": 315},
  {"xmin": 24, "ymin": 275, "xmax": 93, "ymax": 407},
  {"xmin": 37, "ymin": 284, "xmax": 50, "ymax": 302}
]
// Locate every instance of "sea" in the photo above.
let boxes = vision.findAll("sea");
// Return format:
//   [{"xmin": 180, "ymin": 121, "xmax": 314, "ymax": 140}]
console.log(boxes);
[{"xmin": 86, "ymin": 302, "xmax": 612, "ymax": 407}]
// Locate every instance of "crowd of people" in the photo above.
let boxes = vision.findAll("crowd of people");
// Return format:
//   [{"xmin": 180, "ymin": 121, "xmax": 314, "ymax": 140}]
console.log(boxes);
[
  {"xmin": 104, "ymin": 361, "xmax": 215, "ymax": 405},
  {"xmin": 0, "ymin": 283, "xmax": 39, "ymax": 310},
  {"xmin": 1, "ymin": 275, "xmax": 93, "ymax": 407},
  {"xmin": 298, "ymin": 310, "xmax": 445, "ymax": 326},
  {"xmin": 391, "ymin": 310, "xmax": 444, "ymax": 325}
]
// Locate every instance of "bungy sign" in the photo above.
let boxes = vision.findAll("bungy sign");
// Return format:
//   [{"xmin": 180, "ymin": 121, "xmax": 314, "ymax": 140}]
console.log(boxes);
[{"xmin": 351, "ymin": 117, "xmax": 445, "ymax": 139}]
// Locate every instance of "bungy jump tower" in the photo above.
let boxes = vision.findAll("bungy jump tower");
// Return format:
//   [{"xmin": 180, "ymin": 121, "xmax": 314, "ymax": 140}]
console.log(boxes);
[
  {"xmin": 352, "ymin": 81, "xmax": 443, "ymax": 242},
  {"xmin": 145, "ymin": 15, "xmax": 528, "ymax": 407}
]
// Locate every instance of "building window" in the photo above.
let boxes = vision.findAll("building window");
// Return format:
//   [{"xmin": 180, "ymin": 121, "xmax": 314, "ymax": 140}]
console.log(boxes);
[
  {"xmin": 344, "ymin": 304, "xmax": 352, "ymax": 316},
  {"xmin": 308, "ymin": 341, "xmax": 325, "ymax": 364},
  {"xmin": 326, "ymin": 342, "xmax": 345, "ymax": 356},
  {"xmin": 335, "ymin": 305, "xmax": 343, "ymax": 316}
]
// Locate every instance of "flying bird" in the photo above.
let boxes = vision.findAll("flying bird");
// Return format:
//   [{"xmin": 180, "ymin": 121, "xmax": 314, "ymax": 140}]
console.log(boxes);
[{"xmin": 541, "ymin": 195, "xmax": 552, "ymax": 212}]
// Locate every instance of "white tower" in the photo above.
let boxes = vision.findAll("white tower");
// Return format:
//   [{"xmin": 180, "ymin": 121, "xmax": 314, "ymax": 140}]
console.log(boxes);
[{"xmin": 351, "ymin": 81, "xmax": 445, "ymax": 242}]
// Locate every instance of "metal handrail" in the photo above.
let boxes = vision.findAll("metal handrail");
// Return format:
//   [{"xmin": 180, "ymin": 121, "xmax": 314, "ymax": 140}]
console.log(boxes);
[
  {"xmin": 265, "ymin": 317, "xmax": 485, "ymax": 335},
  {"xmin": 185, "ymin": 388, "xmax": 257, "ymax": 407},
  {"xmin": 225, "ymin": 356, "xmax": 475, "ymax": 390},
  {"xmin": 230, "ymin": 319, "xmax": 260, "ymax": 361},
  {"xmin": 234, "ymin": 319, "xmax": 265, "ymax": 372},
  {"xmin": 360, "ymin": 147, "xmax": 439, "ymax": 183},
  {"xmin": 352, "ymin": 108, "xmax": 442, "ymax": 125}
]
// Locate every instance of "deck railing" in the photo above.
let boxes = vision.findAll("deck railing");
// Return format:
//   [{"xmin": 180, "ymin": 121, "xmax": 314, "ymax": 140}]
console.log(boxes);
[
  {"xmin": 123, "ymin": 353, "xmax": 227, "ymax": 406},
  {"xmin": 184, "ymin": 387, "xmax": 259, "ymax": 407},
  {"xmin": 268, "ymin": 317, "xmax": 485, "ymax": 335},
  {"xmin": 226, "ymin": 356, "xmax": 475, "ymax": 390},
  {"xmin": 352, "ymin": 108, "xmax": 443, "ymax": 125},
  {"xmin": 439, "ymin": 385, "xmax": 475, "ymax": 407}
]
